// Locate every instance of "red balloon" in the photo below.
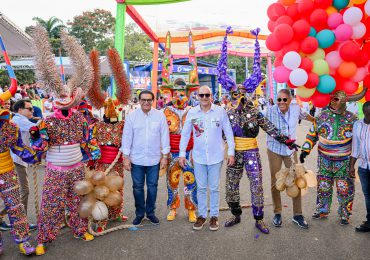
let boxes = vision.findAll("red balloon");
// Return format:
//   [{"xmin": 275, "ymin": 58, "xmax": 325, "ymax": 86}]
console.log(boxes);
[
  {"xmin": 324, "ymin": 42, "xmax": 339, "ymax": 54},
  {"xmin": 281, "ymin": 40, "xmax": 300, "ymax": 55},
  {"xmin": 362, "ymin": 42, "xmax": 370, "ymax": 55},
  {"xmin": 365, "ymin": 89, "xmax": 370, "ymax": 101},
  {"xmin": 292, "ymin": 20, "xmax": 311, "ymax": 39},
  {"xmin": 339, "ymin": 41, "xmax": 360, "ymax": 62},
  {"xmin": 363, "ymin": 17, "xmax": 370, "ymax": 39},
  {"xmin": 310, "ymin": 9, "xmax": 328, "ymax": 29},
  {"xmin": 355, "ymin": 50, "xmax": 369, "ymax": 67},
  {"xmin": 297, "ymin": 0, "xmax": 315, "ymax": 16},
  {"xmin": 368, "ymin": 63, "xmax": 370, "ymax": 74},
  {"xmin": 274, "ymin": 57, "xmax": 283, "ymax": 67},
  {"xmin": 286, "ymin": 4, "xmax": 299, "ymax": 20},
  {"xmin": 301, "ymin": 37, "xmax": 319, "ymax": 54},
  {"xmin": 363, "ymin": 75, "xmax": 370, "ymax": 89},
  {"xmin": 276, "ymin": 15, "xmax": 294, "ymax": 26},
  {"xmin": 266, "ymin": 34, "xmax": 283, "ymax": 51},
  {"xmin": 305, "ymin": 72, "xmax": 320, "ymax": 88},
  {"xmin": 267, "ymin": 3, "xmax": 286, "ymax": 21},
  {"xmin": 287, "ymin": 80, "xmax": 298, "ymax": 89},
  {"xmin": 300, "ymin": 57, "xmax": 314, "ymax": 72},
  {"xmin": 268, "ymin": 20, "xmax": 276, "ymax": 32},
  {"xmin": 311, "ymin": 91, "xmax": 331, "ymax": 108},
  {"xmin": 274, "ymin": 24, "xmax": 294, "ymax": 44},
  {"xmin": 340, "ymin": 81, "xmax": 358, "ymax": 95},
  {"xmin": 314, "ymin": 0, "xmax": 332, "ymax": 9}
]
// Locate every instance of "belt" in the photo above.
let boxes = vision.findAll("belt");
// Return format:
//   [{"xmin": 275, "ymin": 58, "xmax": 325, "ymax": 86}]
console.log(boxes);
[
  {"xmin": 0, "ymin": 150, "xmax": 14, "ymax": 174},
  {"xmin": 234, "ymin": 137, "xmax": 258, "ymax": 151}
]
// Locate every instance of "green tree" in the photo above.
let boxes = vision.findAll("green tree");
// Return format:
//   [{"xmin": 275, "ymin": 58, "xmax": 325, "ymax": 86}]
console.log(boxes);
[
  {"xmin": 68, "ymin": 9, "xmax": 115, "ymax": 52},
  {"xmin": 124, "ymin": 23, "xmax": 152, "ymax": 62}
]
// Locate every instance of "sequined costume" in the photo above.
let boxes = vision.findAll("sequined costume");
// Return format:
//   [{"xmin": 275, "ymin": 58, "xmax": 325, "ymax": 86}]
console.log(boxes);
[{"xmin": 302, "ymin": 107, "xmax": 357, "ymax": 220}]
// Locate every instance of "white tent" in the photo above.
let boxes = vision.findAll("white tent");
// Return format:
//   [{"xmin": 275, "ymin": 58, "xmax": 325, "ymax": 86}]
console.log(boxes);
[{"xmin": 0, "ymin": 12, "xmax": 32, "ymax": 57}]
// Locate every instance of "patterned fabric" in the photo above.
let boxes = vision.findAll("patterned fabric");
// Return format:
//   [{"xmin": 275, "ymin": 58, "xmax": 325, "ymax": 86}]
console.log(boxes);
[
  {"xmin": 0, "ymin": 170, "xmax": 30, "ymax": 243},
  {"xmin": 166, "ymin": 151, "xmax": 197, "ymax": 210},
  {"xmin": 316, "ymin": 155, "xmax": 354, "ymax": 220},
  {"xmin": 351, "ymin": 119, "xmax": 370, "ymax": 169},
  {"xmin": 226, "ymin": 149, "xmax": 264, "ymax": 220},
  {"xmin": 37, "ymin": 163, "xmax": 87, "ymax": 244},
  {"xmin": 95, "ymin": 121, "xmax": 124, "ymax": 147}
]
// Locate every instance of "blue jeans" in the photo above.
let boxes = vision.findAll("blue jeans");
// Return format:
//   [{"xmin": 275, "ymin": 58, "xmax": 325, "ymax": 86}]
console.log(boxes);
[
  {"xmin": 193, "ymin": 161, "xmax": 223, "ymax": 218},
  {"xmin": 358, "ymin": 167, "xmax": 370, "ymax": 222},
  {"xmin": 131, "ymin": 163, "xmax": 160, "ymax": 218}
]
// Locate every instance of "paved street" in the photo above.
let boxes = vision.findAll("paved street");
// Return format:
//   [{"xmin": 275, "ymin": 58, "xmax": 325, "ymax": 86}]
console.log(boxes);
[{"xmin": 1, "ymin": 121, "xmax": 369, "ymax": 259}]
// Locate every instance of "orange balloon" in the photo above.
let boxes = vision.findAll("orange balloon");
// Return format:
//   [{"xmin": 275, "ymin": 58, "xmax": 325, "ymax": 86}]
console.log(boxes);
[
  {"xmin": 338, "ymin": 62, "xmax": 357, "ymax": 78},
  {"xmin": 351, "ymin": 0, "xmax": 366, "ymax": 4},
  {"xmin": 326, "ymin": 6, "xmax": 338, "ymax": 15},
  {"xmin": 279, "ymin": 0, "xmax": 295, "ymax": 6}
]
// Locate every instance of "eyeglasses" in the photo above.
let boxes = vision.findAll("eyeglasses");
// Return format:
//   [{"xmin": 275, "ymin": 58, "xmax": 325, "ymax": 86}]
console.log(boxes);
[
  {"xmin": 140, "ymin": 99, "xmax": 153, "ymax": 103},
  {"xmin": 277, "ymin": 98, "xmax": 288, "ymax": 103},
  {"xmin": 198, "ymin": 93, "xmax": 211, "ymax": 98}
]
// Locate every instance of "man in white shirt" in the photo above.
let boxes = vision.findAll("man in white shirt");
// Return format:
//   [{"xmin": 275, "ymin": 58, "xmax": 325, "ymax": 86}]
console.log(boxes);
[
  {"xmin": 179, "ymin": 86, "xmax": 235, "ymax": 231},
  {"xmin": 121, "ymin": 90, "xmax": 170, "ymax": 226}
]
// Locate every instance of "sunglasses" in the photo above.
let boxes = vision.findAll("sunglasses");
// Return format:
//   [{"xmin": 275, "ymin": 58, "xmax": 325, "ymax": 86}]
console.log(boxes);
[
  {"xmin": 140, "ymin": 99, "xmax": 153, "ymax": 103},
  {"xmin": 199, "ymin": 93, "xmax": 211, "ymax": 98},
  {"xmin": 277, "ymin": 98, "xmax": 288, "ymax": 103}
]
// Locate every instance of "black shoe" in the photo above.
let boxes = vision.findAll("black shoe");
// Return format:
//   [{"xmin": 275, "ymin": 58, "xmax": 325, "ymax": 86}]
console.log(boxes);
[
  {"xmin": 340, "ymin": 217, "xmax": 349, "ymax": 226},
  {"xmin": 272, "ymin": 214, "xmax": 282, "ymax": 227},
  {"xmin": 224, "ymin": 216, "xmax": 241, "ymax": 227},
  {"xmin": 147, "ymin": 215, "xmax": 160, "ymax": 225},
  {"xmin": 292, "ymin": 215, "xmax": 309, "ymax": 229},
  {"xmin": 132, "ymin": 216, "xmax": 144, "ymax": 226},
  {"xmin": 0, "ymin": 221, "xmax": 12, "ymax": 231},
  {"xmin": 29, "ymin": 224, "xmax": 38, "ymax": 231},
  {"xmin": 355, "ymin": 222, "xmax": 370, "ymax": 232}
]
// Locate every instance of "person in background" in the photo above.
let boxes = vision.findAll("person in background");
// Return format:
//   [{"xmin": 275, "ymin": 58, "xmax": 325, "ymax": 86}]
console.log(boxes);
[
  {"xmin": 349, "ymin": 101, "xmax": 370, "ymax": 232},
  {"xmin": 157, "ymin": 96, "xmax": 164, "ymax": 110},
  {"xmin": 121, "ymin": 90, "xmax": 170, "ymax": 226},
  {"xmin": 43, "ymin": 95, "xmax": 53, "ymax": 115}
]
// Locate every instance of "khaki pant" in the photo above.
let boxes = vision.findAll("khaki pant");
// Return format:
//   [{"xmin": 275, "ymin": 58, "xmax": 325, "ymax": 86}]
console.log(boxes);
[
  {"xmin": 267, "ymin": 149, "xmax": 302, "ymax": 216},
  {"xmin": 0, "ymin": 163, "xmax": 29, "ymax": 216}
]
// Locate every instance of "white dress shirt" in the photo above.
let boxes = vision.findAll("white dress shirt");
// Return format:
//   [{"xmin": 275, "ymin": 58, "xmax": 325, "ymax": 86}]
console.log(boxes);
[
  {"xmin": 120, "ymin": 108, "xmax": 170, "ymax": 166},
  {"xmin": 351, "ymin": 119, "xmax": 370, "ymax": 169},
  {"xmin": 180, "ymin": 104, "xmax": 235, "ymax": 165}
]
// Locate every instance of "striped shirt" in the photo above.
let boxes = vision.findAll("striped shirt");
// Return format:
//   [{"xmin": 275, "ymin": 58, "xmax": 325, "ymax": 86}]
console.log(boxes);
[
  {"xmin": 266, "ymin": 104, "xmax": 308, "ymax": 156},
  {"xmin": 351, "ymin": 119, "xmax": 370, "ymax": 169}
]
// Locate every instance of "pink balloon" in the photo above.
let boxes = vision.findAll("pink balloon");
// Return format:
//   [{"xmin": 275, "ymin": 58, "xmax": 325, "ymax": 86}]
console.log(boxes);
[
  {"xmin": 326, "ymin": 51, "xmax": 342, "ymax": 69},
  {"xmin": 273, "ymin": 66, "xmax": 291, "ymax": 83},
  {"xmin": 351, "ymin": 67, "xmax": 367, "ymax": 82},
  {"xmin": 335, "ymin": 24, "xmax": 353, "ymax": 42},
  {"xmin": 328, "ymin": 13, "xmax": 343, "ymax": 29}
]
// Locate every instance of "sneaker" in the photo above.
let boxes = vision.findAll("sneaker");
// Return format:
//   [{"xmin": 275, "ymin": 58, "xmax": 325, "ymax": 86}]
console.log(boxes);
[
  {"xmin": 272, "ymin": 214, "xmax": 282, "ymax": 227},
  {"xmin": 224, "ymin": 216, "xmax": 241, "ymax": 227},
  {"xmin": 209, "ymin": 216, "xmax": 219, "ymax": 231},
  {"xmin": 74, "ymin": 232, "xmax": 94, "ymax": 241},
  {"xmin": 355, "ymin": 222, "xmax": 370, "ymax": 232},
  {"xmin": 292, "ymin": 215, "xmax": 309, "ymax": 229},
  {"xmin": 132, "ymin": 216, "xmax": 144, "ymax": 226},
  {"xmin": 255, "ymin": 220, "xmax": 270, "ymax": 234},
  {"xmin": 340, "ymin": 217, "xmax": 349, "ymax": 226},
  {"xmin": 167, "ymin": 209, "xmax": 177, "ymax": 221},
  {"xmin": 35, "ymin": 244, "xmax": 45, "ymax": 256},
  {"xmin": 29, "ymin": 223, "xmax": 38, "ymax": 231},
  {"xmin": 312, "ymin": 211, "xmax": 329, "ymax": 219},
  {"xmin": 188, "ymin": 210, "xmax": 197, "ymax": 223},
  {"xmin": 0, "ymin": 221, "xmax": 12, "ymax": 231},
  {"xmin": 193, "ymin": 217, "xmax": 207, "ymax": 230},
  {"xmin": 147, "ymin": 215, "xmax": 160, "ymax": 225},
  {"xmin": 19, "ymin": 241, "xmax": 36, "ymax": 256}
]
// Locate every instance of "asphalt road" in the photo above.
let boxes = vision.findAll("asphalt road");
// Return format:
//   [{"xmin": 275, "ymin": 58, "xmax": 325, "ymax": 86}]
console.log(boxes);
[{"xmin": 1, "ymin": 121, "xmax": 369, "ymax": 259}]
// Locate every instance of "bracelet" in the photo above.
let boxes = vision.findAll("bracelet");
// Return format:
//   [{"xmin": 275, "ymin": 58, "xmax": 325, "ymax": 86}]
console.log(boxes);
[{"xmin": 162, "ymin": 155, "xmax": 169, "ymax": 158}]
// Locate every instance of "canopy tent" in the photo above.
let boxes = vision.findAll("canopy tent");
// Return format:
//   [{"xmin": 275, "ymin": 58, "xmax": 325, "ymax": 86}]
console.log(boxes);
[{"xmin": 0, "ymin": 12, "xmax": 32, "ymax": 57}]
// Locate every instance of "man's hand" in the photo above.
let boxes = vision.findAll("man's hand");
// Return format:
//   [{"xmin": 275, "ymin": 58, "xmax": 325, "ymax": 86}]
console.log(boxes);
[
  {"xmin": 285, "ymin": 139, "xmax": 300, "ymax": 151},
  {"xmin": 123, "ymin": 157, "xmax": 131, "ymax": 171},
  {"xmin": 160, "ymin": 157, "xmax": 168, "ymax": 170},
  {"xmin": 227, "ymin": 156, "xmax": 235, "ymax": 166},
  {"xmin": 300, "ymin": 151, "xmax": 309, "ymax": 163},
  {"xmin": 349, "ymin": 167, "xmax": 356, "ymax": 178},
  {"xmin": 178, "ymin": 157, "xmax": 186, "ymax": 168}
]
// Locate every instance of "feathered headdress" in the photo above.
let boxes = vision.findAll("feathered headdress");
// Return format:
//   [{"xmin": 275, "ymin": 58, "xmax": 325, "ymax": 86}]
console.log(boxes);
[
  {"xmin": 31, "ymin": 25, "xmax": 93, "ymax": 109},
  {"xmin": 217, "ymin": 26, "xmax": 262, "ymax": 93}
]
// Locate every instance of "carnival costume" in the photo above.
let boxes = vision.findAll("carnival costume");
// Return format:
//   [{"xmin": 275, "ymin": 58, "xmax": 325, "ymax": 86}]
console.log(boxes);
[
  {"xmin": 217, "ymin": 27, "xmax": 298, "ymax": 234},
  {"xmin": 0, "ymin": 79, "xmax": 43, "ymax": 256},
  {"xmin": 30, "ymin": 26, "xmax": 96, "ymax": 255},
  {"xmin": 86, "ymin": 48, "xmax": 131, "ymax": 231},
  {"xmin": 300, "ymin": 90, "xmax": 366, "ymax": 223}
]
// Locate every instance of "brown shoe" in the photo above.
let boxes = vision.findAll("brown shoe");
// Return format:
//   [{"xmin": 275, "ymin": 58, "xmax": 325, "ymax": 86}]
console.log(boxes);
[
  {"xmin": 193, "ymin": 217, "xmax": 207, "ymax": 230},
  {"xmin": 209, "ymin": 216, "xmax": 219, "ymax": 231}
]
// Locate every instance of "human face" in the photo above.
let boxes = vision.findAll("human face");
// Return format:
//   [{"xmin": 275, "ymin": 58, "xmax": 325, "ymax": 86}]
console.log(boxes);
[
  {"xmin": 3, "ymin": 101, "xmax": 11, "ymax": 110},
  {"xmin": 363, "ymin": 106, "xmax": 370, "ymax": 123},
  {"xmin": 140, "ymin": 93, "xmax": 153, "ymax": 113},
  {"xmin": 198, "ymin": 87, "xmax": 212, "ymax": 108},
  {"xmin": 277, "ymin": 93, "xmax": 291, "ymax": 113},
  {"xmin": 19, "ymin": 102, "xmax": 34, "ymax": 118}
]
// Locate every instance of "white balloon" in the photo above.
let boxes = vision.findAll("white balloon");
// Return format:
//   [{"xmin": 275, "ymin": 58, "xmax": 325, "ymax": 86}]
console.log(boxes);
[
  {"xmin": 91, "ymin": 201, "xmax": 108, "ymax": 221},
  {"xmin": 283, "ymin": 51, "xmax": 302, "ymax": 70},
  {"xmin": 289, "ymin": 68, "xmax": 308, "ymax": 87},
  {"xmin": 352, "ymin": 22, "xmax": 366, "ymax": 39},
  {"xmin": 365, "ymin": 0, "xmax": 370, "ymax": 16},
  {"xmin": 343, "ymin": 7, "xmax": 363, "ymax": 26}
]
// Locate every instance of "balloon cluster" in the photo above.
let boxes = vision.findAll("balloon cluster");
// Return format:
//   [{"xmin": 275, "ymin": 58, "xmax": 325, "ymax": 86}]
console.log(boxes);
[
  {"xmin": 275, "ymin": 164, "xmax": 313, "ymax": 197},
  {"xmin": 74, "ymin": 169, "xmax": 124, "ymax": 221},
  {"xmin": 267, "ymin": 0, "xmax": 370, "ymax": 107}
]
